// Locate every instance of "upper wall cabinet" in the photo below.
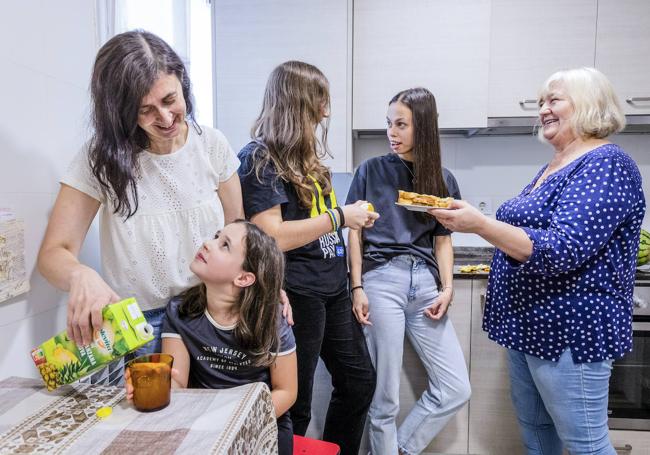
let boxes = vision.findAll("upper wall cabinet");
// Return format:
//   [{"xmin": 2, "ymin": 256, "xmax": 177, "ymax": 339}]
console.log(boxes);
[
  {"xmin": 488, "ymin": 0, "xmax": 597, "ymax": 118},
  {"xmin": 353, "ymin": 0, "xmax": 490, "ymax": 130},
  {"xmin": 213, "ymin": 0, "xmax": 352, "ymax": 172},
  {"xmin": 595, "ymin": 0, "xmax": 650, "ymax": 116}
]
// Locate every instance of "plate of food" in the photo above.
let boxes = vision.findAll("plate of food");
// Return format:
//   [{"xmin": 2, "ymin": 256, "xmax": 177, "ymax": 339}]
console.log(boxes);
[
  {"xmin": 395, "ymin": 190, "xmax": 454, "ymax": 211},
  {"xmin": 395, "ymin": 202, "xmax": 436, "ymax": 212}
]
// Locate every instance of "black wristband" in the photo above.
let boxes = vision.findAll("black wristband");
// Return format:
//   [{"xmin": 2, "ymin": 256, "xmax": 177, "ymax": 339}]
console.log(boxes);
[
  {"xmin": 350, "ymin": 285, "xmax": 363, "ymax": 293},
  {"xmin": 334, "ymin": 206, "xmax": 345, "ymax": 228}
]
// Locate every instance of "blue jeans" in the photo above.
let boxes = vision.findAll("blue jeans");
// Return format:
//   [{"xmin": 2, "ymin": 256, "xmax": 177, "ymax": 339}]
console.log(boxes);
[
  {"xmin": 85, "ymin": 307, "xmax": 165, "ymax": 385},
  {"xmin": 363, "ymin": 255, "xmax": 471, "ymax": 455},
  {"xmin": 508, "ymin": 348, "xmax": 616, "ymax": 455}
]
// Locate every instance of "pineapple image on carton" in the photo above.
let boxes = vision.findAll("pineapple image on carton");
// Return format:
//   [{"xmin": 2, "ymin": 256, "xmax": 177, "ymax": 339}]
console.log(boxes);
[{"xmin": 31, "ymin": 297, "xmax": 154, "ymax": 391}]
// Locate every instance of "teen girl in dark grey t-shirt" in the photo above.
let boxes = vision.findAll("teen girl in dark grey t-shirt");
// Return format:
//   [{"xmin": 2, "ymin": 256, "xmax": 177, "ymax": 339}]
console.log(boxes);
[{"xmin": 347, "ymin": 88, "xmax": 470, "ymax": 455}]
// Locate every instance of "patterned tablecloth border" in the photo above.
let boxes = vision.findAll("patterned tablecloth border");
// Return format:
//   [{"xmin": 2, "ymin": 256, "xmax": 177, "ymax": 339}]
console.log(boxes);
[
  {"xmin": 0, "ymin": 377, "xmax": 278, "ymax": 455},
  {"xmin": 0, "ymin": 377, "xmax": 125, "ymax": 454}
]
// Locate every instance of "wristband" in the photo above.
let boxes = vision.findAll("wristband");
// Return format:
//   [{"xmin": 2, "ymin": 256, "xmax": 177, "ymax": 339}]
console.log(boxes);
[
  {"xmin": 350, "ymin": 285, "xmax": 364, "ymax": 293},
  {"xmin": 325, "ymin": 209, "xmax": 338, "ymax": 232},
  {"xmin": 334, "ymin": 206, "xmax": 345, "ymax": 228}
]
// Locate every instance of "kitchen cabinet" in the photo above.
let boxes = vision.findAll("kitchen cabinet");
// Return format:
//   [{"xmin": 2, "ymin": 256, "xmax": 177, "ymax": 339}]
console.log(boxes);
[
  {"xmin": 352, "ymin": 0, "xmax": 490, "ymax": 130},
  {"xmin": 610, "ymin": 430, "xmax": 650, "ymax": 454},
  {"xmin": 467, "ymin": 280, "xmax": 525, "ymax": 455},
  {"xmin": 595, "ymin": 0, "xmax": 650, "ymax": 116},
  {"xmin": 213, "ymin": 0, "xmax": 352, "ymax": 172},
  {"xmin": 487, "ymin": 0, "xmax": 597, "ymax": 118}
]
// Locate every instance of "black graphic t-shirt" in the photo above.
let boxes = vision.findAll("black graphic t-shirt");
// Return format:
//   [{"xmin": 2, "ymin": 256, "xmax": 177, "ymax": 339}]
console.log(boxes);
[
  {"xmin": 161, "ymin": 298, "xmax": 296, "ymax": 389},
  {"xmin": 238, "ymin": 142, "xmax": 348, "ymax": 296}
]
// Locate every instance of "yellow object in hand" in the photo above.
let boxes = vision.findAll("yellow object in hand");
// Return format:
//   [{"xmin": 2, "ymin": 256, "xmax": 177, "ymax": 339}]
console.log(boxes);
[{"xmin": 361, "ymin": 202, "xmax": 375, "ymax": 212}]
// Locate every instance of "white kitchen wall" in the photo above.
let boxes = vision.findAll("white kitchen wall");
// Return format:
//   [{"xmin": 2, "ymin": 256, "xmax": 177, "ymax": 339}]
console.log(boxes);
[
  {"xmin": 348, "ymin": 133, "xmax": 650, "ymax": 246},
  {"xmin": 0, "ymin": 2, "xmax": 99, "ymax": 379}
]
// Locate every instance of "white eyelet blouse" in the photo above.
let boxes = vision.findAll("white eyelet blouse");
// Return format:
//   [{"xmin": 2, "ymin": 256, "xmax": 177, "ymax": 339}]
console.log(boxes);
[{"xmin": 61, "ymin": 125, "xmax": 240, "ymax": 311}]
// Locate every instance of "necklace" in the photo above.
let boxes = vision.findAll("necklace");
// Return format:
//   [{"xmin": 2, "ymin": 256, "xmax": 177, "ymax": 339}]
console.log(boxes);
[{"xmin": 398, "ymin": 157, "xmax": 416, "ymax": 183}]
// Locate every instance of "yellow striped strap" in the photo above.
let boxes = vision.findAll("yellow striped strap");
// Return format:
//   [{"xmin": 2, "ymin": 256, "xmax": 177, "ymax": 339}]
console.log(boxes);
[{"xmin": 308, "ymin": 175, "xmax": 338, "ymax": 218}]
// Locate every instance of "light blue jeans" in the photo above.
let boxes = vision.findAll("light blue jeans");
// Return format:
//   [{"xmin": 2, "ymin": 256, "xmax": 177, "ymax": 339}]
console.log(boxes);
[
  {"xmin": 362, "ymin": 255, "xmax": 471, "ymax": 455},
  {"xmin": 508, "ymin": 348, "xmax": 616, "ymax": 455}
]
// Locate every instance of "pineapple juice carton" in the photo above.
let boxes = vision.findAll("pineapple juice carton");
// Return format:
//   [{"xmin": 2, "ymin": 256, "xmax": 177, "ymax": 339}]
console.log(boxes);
[{"xmin": 31, "ymin": 297, "xmax": 154, "ymax": 390}]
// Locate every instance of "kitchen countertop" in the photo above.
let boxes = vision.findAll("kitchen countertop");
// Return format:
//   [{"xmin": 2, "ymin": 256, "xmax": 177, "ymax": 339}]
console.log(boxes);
[
  {"xmin": 453, "ymin": 246, "xmax": 493, "ymax": 279},
  {"xmin": 453, "ymin": 246, "xmax": 650, "ymax": 282}
]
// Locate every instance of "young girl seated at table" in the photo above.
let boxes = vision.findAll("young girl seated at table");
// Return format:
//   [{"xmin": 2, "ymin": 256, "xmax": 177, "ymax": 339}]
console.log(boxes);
[{"xmin": 126, "ymin": 220, "xmax": 297, "ymax": 454}]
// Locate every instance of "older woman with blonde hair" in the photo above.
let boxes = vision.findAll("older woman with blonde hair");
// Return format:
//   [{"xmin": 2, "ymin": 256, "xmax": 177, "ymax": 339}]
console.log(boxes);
[{"xmin": 430, "ymin": 67, "xmax": 645, "ymax": 454}]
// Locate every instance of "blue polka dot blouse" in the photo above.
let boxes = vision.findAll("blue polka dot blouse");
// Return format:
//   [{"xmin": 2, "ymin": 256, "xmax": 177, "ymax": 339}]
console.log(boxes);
[{"xmin": 483, "ymin": 144, "xmax": 646, "ymax": 363}]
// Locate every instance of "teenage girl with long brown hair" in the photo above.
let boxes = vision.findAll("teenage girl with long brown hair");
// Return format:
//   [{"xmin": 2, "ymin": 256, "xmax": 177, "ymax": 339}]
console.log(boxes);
[
  {"xmin": 347, "ymin": 87, "xmax": 471, "ymax": 455},
  {"xmin": 238, "ymin": 61, "xmax": 378, "ymax": 455}
]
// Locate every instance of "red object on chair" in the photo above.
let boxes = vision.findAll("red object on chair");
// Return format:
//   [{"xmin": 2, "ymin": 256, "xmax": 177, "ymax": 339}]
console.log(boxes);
[{"xmin": 293, "ymin": 435, "xmax": 341, "ymax": 454}]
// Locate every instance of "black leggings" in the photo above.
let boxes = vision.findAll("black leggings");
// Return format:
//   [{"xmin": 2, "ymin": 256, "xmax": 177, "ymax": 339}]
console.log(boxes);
[
  {"xmin": 277, "ymin": 412, "xmax": 293, "ymax": 455},
  {"xmin": 288, "ymin": 287, "xmax": 376, "ymax": 455}
]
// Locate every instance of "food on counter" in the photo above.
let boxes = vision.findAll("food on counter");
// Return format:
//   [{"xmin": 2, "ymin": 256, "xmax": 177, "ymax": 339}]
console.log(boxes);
[
  {"xmin": 638, "ymin": 229, "xmax": 650, "ymax": 266},
  {"xmin": 459, "ymin": 264, "xmax": 491, "ymax": 273},
  {"xmin": 397, "ymin": 190, "xmax": 453, "ymax": 208}
]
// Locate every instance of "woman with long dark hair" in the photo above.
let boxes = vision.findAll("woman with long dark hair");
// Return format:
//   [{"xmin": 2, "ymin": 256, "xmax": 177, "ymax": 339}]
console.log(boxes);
[
  {"xmin": 238, "ymin": 61, "xmax": 378, "ymax": 455},
  {"xmin": 347, "ymin": 87, "xmax": 471, "ymax": 455},
  {"xmin": 37, "ymin": 30, "xmax": 243, "ymax": 384}
]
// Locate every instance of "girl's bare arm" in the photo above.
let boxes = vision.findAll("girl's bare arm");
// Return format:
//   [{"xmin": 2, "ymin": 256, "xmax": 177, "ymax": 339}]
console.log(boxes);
[{"xmin": 269, "ymin": 352, "xmax": 298, "ymax": 417}]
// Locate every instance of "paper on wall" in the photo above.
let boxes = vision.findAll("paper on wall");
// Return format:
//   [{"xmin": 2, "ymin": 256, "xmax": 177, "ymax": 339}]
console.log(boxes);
[{"xmin": 0, "ymin": 209, "xmax": 30, "ymax": 302}]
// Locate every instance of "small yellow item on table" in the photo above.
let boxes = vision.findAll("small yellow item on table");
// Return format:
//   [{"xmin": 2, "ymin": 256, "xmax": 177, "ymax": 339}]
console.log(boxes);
[{"xmin": 96, "ymin": 406, "xmax": 113, "ymax": 419}]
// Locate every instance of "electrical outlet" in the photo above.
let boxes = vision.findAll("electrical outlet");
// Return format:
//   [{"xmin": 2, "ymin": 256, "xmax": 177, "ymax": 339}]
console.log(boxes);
[{"xmin": 476, "ymin": 198, "xmax": 492, "ymax": 215}]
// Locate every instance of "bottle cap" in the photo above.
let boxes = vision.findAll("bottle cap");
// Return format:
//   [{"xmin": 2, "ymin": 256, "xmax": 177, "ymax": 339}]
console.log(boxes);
[{"xmin": 136, "ymin": 323, "xmax": 154, "ymax": 340}]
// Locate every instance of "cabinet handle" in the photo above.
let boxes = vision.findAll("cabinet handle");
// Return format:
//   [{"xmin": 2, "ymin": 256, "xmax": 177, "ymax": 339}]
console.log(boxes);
[
  {"xmin": 614, "ymin": 444, "xmax": 632, "ymax": 454},
  {"xmin": 518, "ymin": 99, "xmax": 538, "ymax": 110},
  {"xmin": 626, "ymin": 97, "xmax": 650, "ymax": 105},
  {"xmin": 480, "ymin": 294, "xmax": 486, "ymax": 314}
]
